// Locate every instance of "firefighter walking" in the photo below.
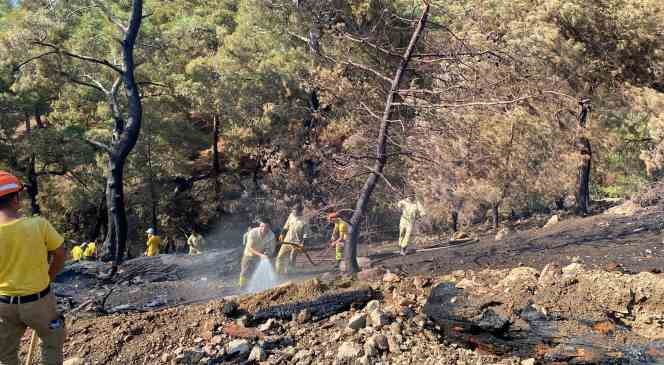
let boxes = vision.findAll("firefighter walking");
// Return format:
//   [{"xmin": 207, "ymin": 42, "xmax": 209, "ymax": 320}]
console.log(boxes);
[{"xmin": 276, "ymin": 204, "xmax": 311, "ymax": 275}]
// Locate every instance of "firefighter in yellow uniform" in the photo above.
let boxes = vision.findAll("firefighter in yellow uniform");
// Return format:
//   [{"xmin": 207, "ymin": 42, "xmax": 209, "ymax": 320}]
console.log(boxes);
[
  {"xmin": 397, "ymin": 196, "xmax": 425, "ymax": 255},
  {"xmin": 187, "ymin": 230, "xmax": 205, "ymax": 255},
  {"xmin": 276, "ymin": 205, "xmax": 310, "ymax": 275},
  {"xmin": 238, "ymin": 219, "xmax": 275, "ymax": 287},
  {"xmin": 71, "ymin": 245, "xmax": 83, "ymax": 262},
  {"xmin": 83, "ymin": 241, "xmax": 97, "ymax": 260},
  {"xmin": 328, "ymin": 212, "xmax": 350, "ymax": 269},
  {"xmin": 145, "ymin": 228, "xmax": 162, "ymax": 257}
]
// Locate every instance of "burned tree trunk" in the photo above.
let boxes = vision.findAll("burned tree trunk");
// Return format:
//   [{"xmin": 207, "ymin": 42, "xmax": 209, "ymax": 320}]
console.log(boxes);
[
  {"xmin": 212, "ymin": 114, "xmax": 221, "ymax": 198},
  {"xmin": 576, "ymin": 137, "xmax": 592, "ymax": 215},
  {"xmin": 25, "ymin": 154, "xmax": 40, "ymax": 215},
  {"xmin": 451, "ymin": 210, "xmax": 459, "ymax": 232},
  {"xmin": 95, "ymin": 0, "xmax": 144, "ymax": 273},
  {"xmin": 345, "ymin": 4, "xmax": 431, "ymax": 273},
  {"xmin": 491, "ymin": 203, "xmax": 499, "ymax": 230},
  {"xmin": 575, "ymin": 98, "xmax": 592, "ymax": 215}
]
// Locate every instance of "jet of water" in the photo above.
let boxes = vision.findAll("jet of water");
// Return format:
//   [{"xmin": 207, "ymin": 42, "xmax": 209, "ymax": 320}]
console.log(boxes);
[{"xmin": 245, "ymin": 257, "xmax": 279, "ymax": 293}]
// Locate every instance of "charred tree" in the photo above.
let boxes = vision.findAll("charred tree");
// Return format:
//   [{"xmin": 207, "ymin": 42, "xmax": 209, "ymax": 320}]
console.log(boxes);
[
  {"xmin": 575, "ymin": 98, "xmax": 592, "ymax": 215},
  {"xmin": 212, "ymin": 114, "xmax": 221, "ymax": 199},
  {"xmin": 25, "ymin": 154, "xmax": 40, "ymax": 215},
  {"xmin": 345, "ymin": 3, "xmax": 431, "ymax": 273}
]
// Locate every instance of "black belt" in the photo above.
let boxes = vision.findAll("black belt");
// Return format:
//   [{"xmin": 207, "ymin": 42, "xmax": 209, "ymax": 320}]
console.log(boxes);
[{"xmin": 0, "ymin": 286, "xmax": 50, "ymax": 305}]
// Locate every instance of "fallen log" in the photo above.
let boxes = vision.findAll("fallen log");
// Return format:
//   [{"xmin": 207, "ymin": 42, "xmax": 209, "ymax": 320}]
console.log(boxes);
[{"xmin": 253, "ymin": 288, "xmax": 374, "ymax": 323}]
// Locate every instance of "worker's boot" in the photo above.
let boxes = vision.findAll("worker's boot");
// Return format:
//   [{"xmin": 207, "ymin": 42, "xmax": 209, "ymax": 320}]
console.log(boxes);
[{"xmin": 400, "ymin": 247, "xmax": 406, "ymax": 256}]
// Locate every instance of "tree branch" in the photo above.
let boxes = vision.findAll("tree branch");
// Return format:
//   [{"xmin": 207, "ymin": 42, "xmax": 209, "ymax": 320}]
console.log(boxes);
[
  {"xmin": 13, "ymin": 51, "xmax": 59, "ymax": 72},
  {"xmin": 85, "ymin": 138, "xmax": 112, "ymax": 153},
  {"xmin": 33, "ymin": 41, "xmax": 124, "ymax": 74}
]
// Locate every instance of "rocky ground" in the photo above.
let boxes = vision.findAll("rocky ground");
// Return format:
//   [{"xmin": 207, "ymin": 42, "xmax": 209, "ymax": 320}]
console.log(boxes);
[
  {"xmin": 19, "ymin": 203, "xmax": 664, "ymax": 364},
  {"xmin": 20, "ymin": 260, "xmax": 664, "ymax": 365}
]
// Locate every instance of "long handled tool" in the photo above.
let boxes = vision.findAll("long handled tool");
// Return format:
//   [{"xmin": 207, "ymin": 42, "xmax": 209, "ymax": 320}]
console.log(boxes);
[
  {"xmin": 282, "ymin": 242, "xmax": 317, "ymax": 266},
  {"xmin": 25, "ymin": 330, "xmax": 37, "ymax": 365}
]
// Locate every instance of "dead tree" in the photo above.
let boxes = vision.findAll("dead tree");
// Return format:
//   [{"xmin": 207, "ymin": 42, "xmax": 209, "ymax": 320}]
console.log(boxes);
[
  {"xmin": 345, "ymin": 3, "xmax": 431, "ymax": 273},
  {"xmin": 23, "ymin": 0, "xmax": 145, "ymax": 274},
  {"xmin": 575, "ymin": 98, "xmax": 592, "ymax": 215}
]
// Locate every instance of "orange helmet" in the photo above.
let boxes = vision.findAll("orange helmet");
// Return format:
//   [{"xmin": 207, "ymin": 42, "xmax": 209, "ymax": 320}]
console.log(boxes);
[
  {"xmin": 327, "ymin": 212, "xmax": 339, "ymax": 220},
  {"xmin": 0, "ymin": 171, "xmax": 22, "ymax": 198}
]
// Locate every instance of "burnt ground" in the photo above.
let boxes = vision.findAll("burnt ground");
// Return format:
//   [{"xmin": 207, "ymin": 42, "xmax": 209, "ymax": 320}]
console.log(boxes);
[
  {"xmin": 361, "ymin": 207, "xmax": 664, "ymax": 277},
  {"xmin": 19, "ymin": 204, "xmax": 664, "ymax": 364}
]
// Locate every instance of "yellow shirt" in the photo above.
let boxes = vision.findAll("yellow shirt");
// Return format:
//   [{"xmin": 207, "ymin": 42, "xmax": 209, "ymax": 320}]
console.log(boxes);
[
  {"xmin": 282, "ymin": 213, "xmax": 310, "ymax": 245},
  {"xmin": 0, "ymin": 217, "xmax": 64, "ymax": 296},
  {"xmin": 333, "ymin": 219, "xmax": 350, "ymax": 241},
  {"xmin": 71, "ymin": 246, "xmax": 83, "ymax": 261},
  {"xmin": 243, "ymin": 227, "xmax": 275, "ymax": 258},
  {"xmin": 146, "ymin": 235, "xmax": 162, "ymax": 256},
  {"xmin": 83, "ymin": 242, "xmax": 96, "ymax": 258}
]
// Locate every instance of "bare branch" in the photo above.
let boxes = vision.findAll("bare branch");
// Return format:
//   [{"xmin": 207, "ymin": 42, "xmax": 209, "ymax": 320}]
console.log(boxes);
[
  {"xmin": 85, "ymin": 138, "xmax": 112, "ymax": 153},
  {"xmin": 13, "ymin": 51, "xmax": 59, "ymax": 72},
  {"xmin": 33, "ymin": 41, "xmax": 124, "ymax": 74}
]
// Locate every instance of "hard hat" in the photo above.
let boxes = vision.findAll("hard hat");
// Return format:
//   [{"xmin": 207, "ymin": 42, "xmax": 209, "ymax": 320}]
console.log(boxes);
[
  {"xmin": 0, "ymin": 171, "xmax": 22, "ymax": 198},
  {"xmin": 146, "ymin": 228, "xmax": 155, "ymax": 235},
  {"xmin": 327, "ymin": 212, "xmax": 339, "ymax": 220}
]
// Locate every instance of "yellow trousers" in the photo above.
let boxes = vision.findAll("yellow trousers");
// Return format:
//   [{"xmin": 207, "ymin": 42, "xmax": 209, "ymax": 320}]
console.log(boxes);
[
  {"xmin": 238, "ymin": 255, "xmax": 259, "ymax": 287},
  {"xmin": 276, "ymin": 244, "xmax": 299, "ymax": 274},
  {"xmin": 399, "ymin": 220, "xmax": 415, "ymax": 249}
]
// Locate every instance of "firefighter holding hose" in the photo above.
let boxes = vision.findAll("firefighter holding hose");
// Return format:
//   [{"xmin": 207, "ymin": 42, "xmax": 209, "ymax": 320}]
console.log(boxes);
[{"xmin": 238, "ymin": 218, "xmax": 275, "ymax": 287}]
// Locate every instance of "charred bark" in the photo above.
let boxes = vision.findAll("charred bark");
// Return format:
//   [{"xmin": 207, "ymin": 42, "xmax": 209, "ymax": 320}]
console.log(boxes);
[
  {"xmin": 451, "ymin": 210, "xmax": 459, "ymax": 232},
  {"xmin": 345, "ymin": 3, "xmax": 430, "ymax": 273},
  {"xmin": 96, "ymin": 0, "xmax": 144, "ymax": 274},
  {"xmin": 491, "ymin": 203, "xmax": 499, "ymax": 231},
  {"xmin": 253, "ymin": 288, "xmax": 374, "ymax": 323},
  {"xmin": 576, "ymin": 137, "xmax": 592, "ymax": 215},
  {"xmin": 575, "ymin": 98, "xmax": 592, "ymax": 216},
  {"xmin": 212, "ymin": 114, "xmax": 221, "ymax": 198},
  {"xmin": 25, "ymin": 155, "xmax": 40, "ymax": 215}
]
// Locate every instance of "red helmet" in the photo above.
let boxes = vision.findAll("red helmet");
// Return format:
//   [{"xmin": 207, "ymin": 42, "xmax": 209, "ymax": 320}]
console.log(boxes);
[{"xmin": 0, "ymin": 171, "xmax": 22, "ymax": 198}]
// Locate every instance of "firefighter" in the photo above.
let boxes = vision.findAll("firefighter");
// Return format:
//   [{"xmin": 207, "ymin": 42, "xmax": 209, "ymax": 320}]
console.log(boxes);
[
  {"xmin": 397, "ymin": 196, "xmax": 425, "ymax": 255},
  {"xmin": 238, "ymin": 219, "xmax": 275, "ymax": 287},
  {"xmin": 328, "ymin": 212, "xmax": 350, "ymax": 269},
  {"xmin": 276, "ymin": 204, "xmax": 310, "ymax": 275},
  {"xmin": 187, "ymin": 229, "xmax": 205, "ymax": 255},
  {"xmin": 70, "ymin": 244, "xmax": 83, "ymax": 262},
  {"xmin": 83, "ymin": 241, "xmax": 97, "ymax": 260},
  {"xmin": 145, "ymin": 228, "xmax": 162, "ymax": 257},
  {"xmin": 0, "ymin": 171, "xmax": 66, "ymax": 365}
]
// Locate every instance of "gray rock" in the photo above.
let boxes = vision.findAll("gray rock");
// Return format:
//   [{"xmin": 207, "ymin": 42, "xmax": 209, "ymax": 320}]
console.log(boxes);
[
  {"xmin": 347, "ymin": 313, "xmax": 367, "ymax": 330},
  {"xmin": 226, "ymin": 339, "xmax": 250, "ymax": 356},
  {"xmin": 368, "ymin": 310, "xmax": 390, "ymax": 328}
]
